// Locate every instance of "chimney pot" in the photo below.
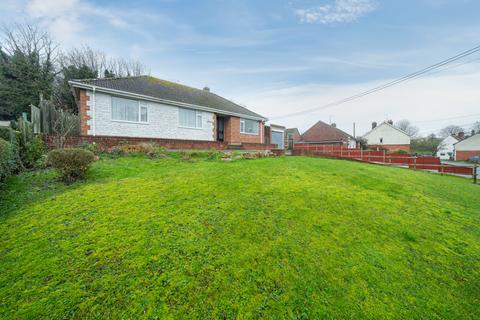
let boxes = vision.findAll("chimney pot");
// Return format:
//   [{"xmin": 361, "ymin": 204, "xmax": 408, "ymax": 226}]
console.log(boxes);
[
  {"xmin": 203, "ymin": 86, "xmax": 210, "ymax": 92},
  {"xmin": 331, "ymin": 123, "xmax": 336, "ymax": 128},
  {"xmin": 458, "ymin": 131, "xmax": 465, "ymax": 139},
  {"xmin": 387, "ymin": 120, "xmax": 393, "ymax": 125},
  {"xmin": 372, "ymin": 122, "xmax": 377, "ymax": 129}
]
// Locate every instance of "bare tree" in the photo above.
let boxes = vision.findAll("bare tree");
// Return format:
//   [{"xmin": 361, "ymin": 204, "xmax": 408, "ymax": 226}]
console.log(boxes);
[
  {"xmin": 395, "ymin": 119, "xmax": 419, "ymax": 137},
  {"xmin": 1, "ymin": 23, "xmax": 59, "ymax": 66},
  {"xmin": 59, "ymin": 45, "xmax": 148, "ymax": 78},
  {"xmin": 439, "ymin": 125, "xmax": 464, "ymax": 138},
  {"xmin": 472, "ymin": 121, "xmax": 480, "ymax": 134},
  {"xmin": 106, "ymin": 57, "xmax": 147, "ymax": 77},
  {"xmin": 59, "ymin": 45, "xmax": 106, "ymax": 76},
  {"xmin": 52, "ymin": 108, "xmax": 80, "ymax": 148}
]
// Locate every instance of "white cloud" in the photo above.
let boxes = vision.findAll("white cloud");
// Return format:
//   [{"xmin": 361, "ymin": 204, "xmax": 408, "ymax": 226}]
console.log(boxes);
[{"xmin": 295, "ymin": 0, "xmax": 377, "ymax": 24}]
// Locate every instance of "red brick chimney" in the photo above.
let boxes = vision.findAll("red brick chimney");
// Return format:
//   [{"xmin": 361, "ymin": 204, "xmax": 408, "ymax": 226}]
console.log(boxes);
[{"xmin": 458, "ymin": 131, "xmax": 465, "ymax": 139}]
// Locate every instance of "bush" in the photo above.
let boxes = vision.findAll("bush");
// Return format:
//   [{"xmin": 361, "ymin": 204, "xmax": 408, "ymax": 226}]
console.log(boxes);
[
  {"xmin": 207, "ymin": 148, "xmax": 223, "ymax": 160},
  {"xmin": 108, "ymin": 146, "xmax": 125, "ymax": 159},
  {"xmin": 47, "ymin": 148, "xmax": 95, "ymax": 183},
  {"xmin": 0, "ymin": 138, "xmax": 18, "ymax": 183},
  {"xmin": 0, "ymin": 127, "xmax": 15, "ymax": 143},
  {"xmin": 119, "ymin": 143, "xmax": 155, "ymax": 154},
  {"xmin": 20, "ymin": 135, "xmax": 46, "ymax": 169},
  {"xmin": 78, "ymin": 141, "xmax": 99, "ymax": 155}
]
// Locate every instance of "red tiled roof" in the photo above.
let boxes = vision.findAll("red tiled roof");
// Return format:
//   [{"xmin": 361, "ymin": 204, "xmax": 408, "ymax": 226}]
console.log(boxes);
[{"xmin": 301, "ymin": 121, "xmax": 353, "ymax": 142}]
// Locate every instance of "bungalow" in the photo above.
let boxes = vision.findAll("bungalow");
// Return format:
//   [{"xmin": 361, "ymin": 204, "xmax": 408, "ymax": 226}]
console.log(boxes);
[
  {"xmin": 300, "ymin": 121, "xmax": 357, "ymax": 148},
  {"xmin": 363, "ymin": 121, "xmax": 411, "ymax": 151},
  {"xmin": 454, "ymin": 133, "xmax": 480, "ymax": 160},
  {"xmin": 69, "ymin": 76, "xmax": 267, "ymax": 146},
  {"xmin": 436, "ymin": 134, "xmax": 462, "ymax": 160}
]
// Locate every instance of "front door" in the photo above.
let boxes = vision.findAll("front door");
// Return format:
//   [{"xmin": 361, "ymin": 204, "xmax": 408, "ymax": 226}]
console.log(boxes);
[{"xmin": 217, "ymin": 117, "xmax": 225, "ymax": 142}]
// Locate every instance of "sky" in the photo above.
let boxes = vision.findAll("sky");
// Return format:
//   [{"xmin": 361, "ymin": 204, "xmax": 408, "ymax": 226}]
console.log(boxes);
[{"xmin": 1, "ymin": 0, "xmax": 480, "ymax": 136}]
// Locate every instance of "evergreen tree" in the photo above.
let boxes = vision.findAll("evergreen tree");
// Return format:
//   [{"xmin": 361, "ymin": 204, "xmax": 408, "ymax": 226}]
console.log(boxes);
[{"xmin": 54, "ymin": 65, "xmax": 98, "ymax": 113}]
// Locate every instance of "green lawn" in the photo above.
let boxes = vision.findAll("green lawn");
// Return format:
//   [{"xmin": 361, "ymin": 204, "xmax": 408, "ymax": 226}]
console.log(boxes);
[{"xmin": 1, "ymin": 155, "xmax": 479, "ymax": 319}]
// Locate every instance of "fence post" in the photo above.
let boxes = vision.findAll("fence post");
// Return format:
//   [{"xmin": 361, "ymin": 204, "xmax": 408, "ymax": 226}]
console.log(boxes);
[
  {"xmin": 474, "ymin": 164, "xmax": 478, "ymax": 184},
  {"xmin": 340, "ymin": 147, "xmax": 343, "ymax": 158},
  {"xmin": 413, "ymin": 157, "xmax": 417, "ymax": 170},
  {"xmin": 383, "ymin": 150, "xmax": 386, "ymax": 163}
]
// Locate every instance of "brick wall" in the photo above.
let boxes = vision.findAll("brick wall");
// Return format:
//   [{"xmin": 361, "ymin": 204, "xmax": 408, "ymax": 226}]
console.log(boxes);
[
  {"xmin": 44, "ymin": 135, "xmax": 276, "ymax": 151},
  {"xmin": 79, "ymin": 89, "xmax": 90, "ymax": 135},
  {"xmin": 456, "ymin": 150, "xmax": 480, "ymax": 161},
  {"xmin": 223, "ymin": 116, "xmax": 263, "ymax": 144}
]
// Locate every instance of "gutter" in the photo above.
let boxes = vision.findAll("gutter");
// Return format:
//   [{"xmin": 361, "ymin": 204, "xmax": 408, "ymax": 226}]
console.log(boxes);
[
  {"xmin": 69, "ymin": 81, "xmax": 268, "ymax": 122},
  {"xmin": 92, "ymin": 87, "xmax": 96, "ymax": 136}
]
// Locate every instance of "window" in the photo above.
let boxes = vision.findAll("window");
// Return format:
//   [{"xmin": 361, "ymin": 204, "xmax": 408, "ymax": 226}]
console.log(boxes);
[
  {"xmin": 111, "ymin": 97, "xmax": 148, "ymax": 123},
  {"xmin": 140, "ymin": 102, "xmax": 148, "ymax": 122},
  {"xmin": 380, "ymin": 138, "xmax": 383, "ymax": 143},
  {"xmin": 240, "ymin": 118, "xmax": 259, "ymax": 134},
  {"xmin": 179, "ymin": 108, "xmax": 202, "ymax": 128}
]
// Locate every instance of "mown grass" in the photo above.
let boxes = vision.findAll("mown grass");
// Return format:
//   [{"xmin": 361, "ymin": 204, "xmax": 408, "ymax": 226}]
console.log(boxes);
[{"xmin": 1, "ymin": 155, "xmax": 479, "ymax": 319}]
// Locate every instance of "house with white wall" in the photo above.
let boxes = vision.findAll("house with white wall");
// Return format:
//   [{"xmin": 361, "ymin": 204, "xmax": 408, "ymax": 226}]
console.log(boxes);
[
  {"xmin": 69, "ymin": 76, "xmax": 268, "ymax": 147},
  {"xmin": 363, "ymin": 121, "xmax": 411, "ymax": 151},
  {"xmin": 454, "ymin": 133, "xmax": 480, "ymax": 160},
  {"xmin": 436, "ymin": 135, "xmax": 460, "ymax": 160}
]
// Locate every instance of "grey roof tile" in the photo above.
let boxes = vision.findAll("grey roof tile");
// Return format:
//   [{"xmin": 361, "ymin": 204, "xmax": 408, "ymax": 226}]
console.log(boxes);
[{"xmin": 71, "ymin": 75, "xmax": 265, "ymax": 119}]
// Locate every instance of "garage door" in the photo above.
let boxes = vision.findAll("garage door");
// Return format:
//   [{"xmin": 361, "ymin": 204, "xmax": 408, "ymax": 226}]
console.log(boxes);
[{"xmin": 272, "ymin": 131, "xmax": 284, "ymax": 149}]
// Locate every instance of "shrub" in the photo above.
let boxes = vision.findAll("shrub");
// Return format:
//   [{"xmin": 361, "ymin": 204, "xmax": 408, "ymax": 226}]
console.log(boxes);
[
  {"xmin": 47, "ymin": 148, "xmax": 95, "ymax": 183},
  {"xmin": 20, "ymin": 135, "xmax": 46, "ymax": 169},
  {"xmin": 0, "ymin": 138, "xmax": 18, "ymax": 183},
  {"xmin": 108, "ymin": 146, "xmax": 125, "ymax": 159},
  {"xmin": 119, "ymin": 143, "xmax": 155, "ymax": 154},
  {"xmin": 78, "ymin": 141, "xmax": 99, "ymax": 154},
  {"xmin": 147, "ymin": 147, "xmax": 168, "ymax": 159},
  {"xmin": 0, "ymin": 127, "xmax": 15, "ymax": 143},
  {"xmin": 207, "ymin": 148, "xmax": 223, "ymax": 160}
]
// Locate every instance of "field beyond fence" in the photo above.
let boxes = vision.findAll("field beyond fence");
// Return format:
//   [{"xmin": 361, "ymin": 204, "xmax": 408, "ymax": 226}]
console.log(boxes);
[{"xmin": 293, "ymin": 143, "xmax": 475, "ymax": 177}]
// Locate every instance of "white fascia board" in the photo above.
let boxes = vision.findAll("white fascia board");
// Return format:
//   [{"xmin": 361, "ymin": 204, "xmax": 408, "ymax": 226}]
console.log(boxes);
[{"xmin": 69, "ymin": 81, "xmax": 267, "ymax": 122}]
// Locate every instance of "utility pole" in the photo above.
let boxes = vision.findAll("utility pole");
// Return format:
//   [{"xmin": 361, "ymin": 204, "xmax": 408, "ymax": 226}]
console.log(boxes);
[{"xmin": 353, "ymin": 122, "xmax": 356, "ymax": 138}]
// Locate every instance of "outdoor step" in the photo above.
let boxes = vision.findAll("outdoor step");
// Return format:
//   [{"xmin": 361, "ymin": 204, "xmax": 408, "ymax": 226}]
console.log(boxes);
[{"xmin": 227, "ymin": 143, "xmax": 244, "ymax": 150}]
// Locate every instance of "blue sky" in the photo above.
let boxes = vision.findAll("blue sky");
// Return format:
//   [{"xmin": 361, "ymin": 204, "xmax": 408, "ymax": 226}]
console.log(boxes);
[{"xmin": 2, "ymin": 0, "xmax": 480, "ymax": 135}]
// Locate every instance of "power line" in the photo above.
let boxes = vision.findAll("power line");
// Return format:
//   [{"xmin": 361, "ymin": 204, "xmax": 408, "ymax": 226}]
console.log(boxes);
[
  {"xmin": 270, "ymin": 44, "xmax": 480, "ymax": 120},
  {"xmin": 411, "ymin": 112, "xmax": 480, "ymax": 124}
]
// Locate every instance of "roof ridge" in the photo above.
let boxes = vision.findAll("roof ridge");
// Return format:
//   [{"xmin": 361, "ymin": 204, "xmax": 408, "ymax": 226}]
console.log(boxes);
[{"xmin": 71, "ymin": 75, "xmax": 147, "ymax": 82}]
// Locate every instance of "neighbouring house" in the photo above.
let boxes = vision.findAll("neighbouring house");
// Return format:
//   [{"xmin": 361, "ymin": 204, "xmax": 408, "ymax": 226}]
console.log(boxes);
[
  {"xmin": 300, "ymin": 121, "xmax": 358, "ymax": 148},
  {"xmin": 284, "ymin": 128, "xmax": 301, "ymax": 149},
  {"xmin": 454, "ymin": 133, "xmax": 480, "ymax": 161},
  {"xmin": 68, "ymin": 75, "xmax": 268, "ymax": 147},
  {"xmin": 363, "ymin": 121, "xmax": 411, "ymax": 151},
  {"xmin": 264, "ymin": 124, "xmax": 286, "ymax": 149},
  {"xmin": 436, "ymin": 134, "xmax": 462, "ymax": 160}
]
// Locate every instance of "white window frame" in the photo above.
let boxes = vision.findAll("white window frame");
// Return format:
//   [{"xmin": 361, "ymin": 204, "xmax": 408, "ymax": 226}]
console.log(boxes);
[
  {"xmin": 111, "ymin": 96, "xmax": 149, "ymax": 124},
  {"xmin": 179, "ymin": 108, "xmax": 203, "ymax": 129},
  {"xmin": 240, "ymin": 118, "xmax": 259, "ymax": 135}
]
